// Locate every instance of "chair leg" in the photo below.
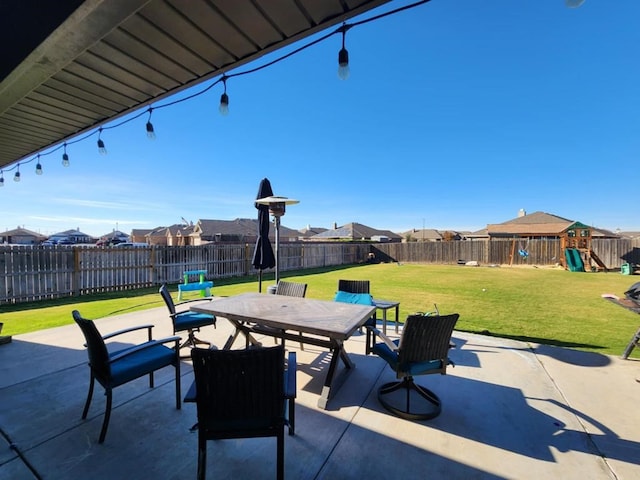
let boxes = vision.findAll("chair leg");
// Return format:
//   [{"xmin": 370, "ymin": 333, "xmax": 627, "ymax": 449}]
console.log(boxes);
[
  {"xmin": 276, "ymin": 430, "xmax": 284, "ymax": 480},
  {"xmin": 98, "ymin": 388, "xmax": 112, "ymax": 443},
  {"xmin": 197, "ymin": 435, "xmax": 207, "ymax": 480},
  {"xmin": 287, "ymin": 396, "xmax": 295, "ymax": 436},
  {"xmin": 175, "ymin": 358, "xmax": 182, "ymax": 410},
  {"xmin": 81, "ymin": 374, "xmax": 95, "ymax": 419}
]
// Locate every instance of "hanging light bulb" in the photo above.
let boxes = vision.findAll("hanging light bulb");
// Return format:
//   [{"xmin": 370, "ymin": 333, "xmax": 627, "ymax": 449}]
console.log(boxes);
[
  {"xmin": 146, "ymin": 108, "xmax": 156, "ymax": 139},
  {"xmin": 338, "ymin": 24, "xmax": 351, "ymax": 80},
  {"xmin": 35, "ymin": 156, "xmax": 43, "ymax": 175},
  {"xmin": 219, "ymin": 76, "xmax": 229, "ymax": 116},
  {"xmin": 14, "ymin": 165, "xmax": 20, "ymax": 182},
  {"xmin": 62, "ymin": 143, "xmax": 70, "ymax": 167},
  {"xmin": 0, "ymin": 171, "xmax": 4, "ymax": 187},
  {"xmin": 97, "ymin": 129, "xmax": 107, "ymax": 155},
  {"xmin": 565, "ymin": 0, "xmax": 585, "ymax": 7}
]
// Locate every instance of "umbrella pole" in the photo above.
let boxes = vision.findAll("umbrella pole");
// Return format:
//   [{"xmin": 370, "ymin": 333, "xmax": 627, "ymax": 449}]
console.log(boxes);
[{"xmin": 258, "ymin": 269, "xmax": 262, "ymax": 293}]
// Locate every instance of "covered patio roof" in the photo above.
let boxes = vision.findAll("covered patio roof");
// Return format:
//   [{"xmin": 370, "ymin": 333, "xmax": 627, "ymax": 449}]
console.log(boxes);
[{"xmin": 0, "ymin": 0, "xmax": 394, "ymax": 170}]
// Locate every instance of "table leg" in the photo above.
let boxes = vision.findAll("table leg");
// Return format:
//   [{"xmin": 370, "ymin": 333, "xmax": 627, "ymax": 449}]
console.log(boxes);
[
  {"xmin": 395, "ymin": 304, "xmax": 400, "ymax": 333},
  {"xmin": 382, "ymin": 308, "xmax": 388, "ymax": 335},
  {"xmin": 318, "ymin": 341, "xmax": 354, "ymax": 410}
]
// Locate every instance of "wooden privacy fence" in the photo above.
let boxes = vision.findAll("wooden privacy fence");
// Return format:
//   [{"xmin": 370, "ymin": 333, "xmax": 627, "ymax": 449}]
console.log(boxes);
[
  {"xmin": 1, "ymin": 238, "xmax": 638, "ymax": 304},
  {"xmin": 0, "ymin": 243, "xmax": 371, "ymax": 304},
  {"xmin": 373, "ymin": 238, "xmax": 640, "ymax": 268}
]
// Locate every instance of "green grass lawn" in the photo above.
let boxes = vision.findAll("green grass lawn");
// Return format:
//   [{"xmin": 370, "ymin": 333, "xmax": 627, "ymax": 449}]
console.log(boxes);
[{"xmin": 1, "ymin": 263, "xmax": 638, "ymax": 357}]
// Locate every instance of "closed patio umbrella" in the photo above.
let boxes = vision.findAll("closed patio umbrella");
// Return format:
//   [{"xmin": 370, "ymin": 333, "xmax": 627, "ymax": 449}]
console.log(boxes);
[{"xmin": 252, "ymin": 178, "xmax": 276, "ymax": 292}]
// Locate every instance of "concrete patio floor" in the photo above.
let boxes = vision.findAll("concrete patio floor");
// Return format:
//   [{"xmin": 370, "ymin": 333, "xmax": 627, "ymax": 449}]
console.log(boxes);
[{"xmin": 1, "ymin": 301, "xmax": 639, "ymax": 479}]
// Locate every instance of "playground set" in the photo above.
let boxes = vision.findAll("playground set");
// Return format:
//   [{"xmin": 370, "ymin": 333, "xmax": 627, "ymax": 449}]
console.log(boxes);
[
  {"xmin": 508, "ymin": 222, "xmax": 608, "ymax": 272},
  {"xmin": 559, "ymin": 223, "xmax": 607, "ymax": 272}
]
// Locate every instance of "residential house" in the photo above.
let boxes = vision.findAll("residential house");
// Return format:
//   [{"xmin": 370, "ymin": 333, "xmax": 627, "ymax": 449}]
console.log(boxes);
[
  {"xmin": 298, "ymin": 225, "xmax": 328, "ymax": 240},
  {"xmin": 193, "ymin": 218, "xmax": 300, "ymax": 245},
  {"xmin": 130, "ymin": 229, "xmax": 152, "ymax": 243},
  {"xmin": 309, "ymin": 222, "xmax": 402, "ymax": 242},
  {"xmin": 48, "ymin": 229, "xmax": 95, "ymax": 245},
  {"xmin": 0, "ymin": 227, "xmax": 46, "ymax": 245},
  {"xmin": 486, "ymin": 210, "xmax": 619, "ymax": 240}
]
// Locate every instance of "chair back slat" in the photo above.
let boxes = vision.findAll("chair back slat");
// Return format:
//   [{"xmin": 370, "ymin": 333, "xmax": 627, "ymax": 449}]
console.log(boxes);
[
  {"xmin": 338, "ymin": 279, "xmax": 370, "ymax": 294},
  {"xmin": 191, "ymin": 346, "xmax": 285, "ymax": 429},
  {"xmin": 72, "ymin": 310, "xmax": 111, "ymax": 380},
  {"xmin": 159, "ymin": 284, "xmax": 177, "ymax": 315},
  {"xmin": 275, "ymin": 281, "xmax": 307, "ymax": 298},
  {"xmin": 399, "ymin": 314, "xmax": 459, "ymax": 365}
]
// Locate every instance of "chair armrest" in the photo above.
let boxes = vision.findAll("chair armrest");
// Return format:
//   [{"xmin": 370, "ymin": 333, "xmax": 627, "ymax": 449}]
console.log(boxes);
[
  {"xmin": 102, "ymin": 324, "xmax": 154, "ymax": 341},
  {"xmin": 285, "ymin": 352, "xmax": 297, "ymax": 399},
  {"xmin": 108, "ymin": 335, "xmax": 181, "ymax": 363},
  {"xmin": 175, "ymin": 297, "xmax": 214, "ymax": 308},
  {"xmin": 370, "ymin": 327, "xmax": 398, "ymax": 352}
]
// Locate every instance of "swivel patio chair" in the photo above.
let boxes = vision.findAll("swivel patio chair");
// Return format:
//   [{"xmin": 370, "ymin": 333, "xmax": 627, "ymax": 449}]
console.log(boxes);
[
  {"xmin": 159, "ymin": 284, "xmax": 216, "ymax": 353},
  {"xmin": 370, "ymin": 312, "xmax": 459, "ymax": 420},
  {"xmin": 72, "ymin": 310, "xmax": 181, "ymax": 443},
  {"xmin": 190, "ymin": 345, "xmax": 297, "ymax": 480}
]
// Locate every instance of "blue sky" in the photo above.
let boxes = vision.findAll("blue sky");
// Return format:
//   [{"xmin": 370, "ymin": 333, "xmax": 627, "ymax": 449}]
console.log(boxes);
[{"xmin": 3, "ymin": 0, "xmax": 639, "ymax": 238}]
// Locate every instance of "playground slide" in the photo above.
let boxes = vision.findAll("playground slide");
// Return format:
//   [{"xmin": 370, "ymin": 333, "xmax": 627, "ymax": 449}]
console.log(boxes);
[{"xmin": 565, "ymin": 248, "xmax": 585, "ymax": 272}]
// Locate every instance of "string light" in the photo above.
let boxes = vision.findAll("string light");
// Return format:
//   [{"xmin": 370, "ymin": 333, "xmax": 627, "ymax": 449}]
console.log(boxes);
[
  {"xmin": 219, "ymin": 76, "xmax": 229, "ymax": 116},
  {"xmin": 62, "ymin": 143, "xmax": 70, "ymax": 167},
  {"xmin": 146, "ymin": 108, "xmax": 156, "ymax": 139},
  {"xmin": 337, "ymin": 24, "xmax": 351, "ymax": 80},
  {"xmin": 35, "ymin": 155, "xmax": 43, "ymax": 175},
  {"xmin": 0, "ymin": 0, "xmax": 452, "ymax": 185},
  {"xmin": 97, "ymin": 128, "xmax": 107, "ymax": 155}
]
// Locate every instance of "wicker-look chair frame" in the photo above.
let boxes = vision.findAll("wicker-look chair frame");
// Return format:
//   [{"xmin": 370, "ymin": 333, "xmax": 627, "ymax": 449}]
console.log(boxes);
[
  {"xmin": 73, "ymin": 310, "xmax": 181, "ymax": 443},
  {"xmin": 159, "ymin": 283, "xmax": 216, "ymax": 352},
  {"xmin": 371, "ymin": 313, "xmax": 459, "ymax": 421},
  {"xmin": 191, "ymin": 345, "xmax": 296, "ymax": 480}
]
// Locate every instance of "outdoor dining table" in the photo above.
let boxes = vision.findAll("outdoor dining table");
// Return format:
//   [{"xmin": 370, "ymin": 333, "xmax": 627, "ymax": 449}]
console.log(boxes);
[{"xmin": 190, "ymin": 292, "xmax": 376, "ymax": 409}]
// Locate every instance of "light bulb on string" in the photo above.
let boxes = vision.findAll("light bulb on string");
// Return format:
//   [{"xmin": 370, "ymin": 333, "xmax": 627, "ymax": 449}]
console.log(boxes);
[
  {"xmin": 337, "ymin": 24, "xmax": 351, "ymax": 80},
  {"xmin": 14, "ymin": 164, "xmax": 20, "ymax": 182},
  {"xmin": 219, "ymin": 76, "xmax": 229, "ymax": 116},
  {"xmin": 0, "ymin": 171, "xmax": 4, "ymax": 187},
  {"xmin": 62, "ymin": 143, "xmax": 70, "ymax": 167},
  {"xmin": 35, "ymin": 155, "xmax": 43, "ymax": 175},
  {"xmin": 146, "ymin": 108, "xmax": 156, "ymax": 139},
  {"xmin": 97, "ymin": 128, "xmax": 107, "ymax": 155}
]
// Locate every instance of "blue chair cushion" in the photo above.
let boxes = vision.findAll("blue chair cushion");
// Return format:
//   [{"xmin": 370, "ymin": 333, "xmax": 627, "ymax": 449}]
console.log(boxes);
[
  {"xmin": 109, "ymin": 342, "xmax": 175, "ymax": 387},
  {"xmin": 335, "ymin": 291, "xmax": 375, "ymax": 326},
  {"xmin": 334, "ymin": 291, "xmax": 374, "ymax": 306},
  {"xmin": 174, "ymin": 312, "xmax": 215, "ymax": 331},
  {"xmin": 372, "ymin": 339, "xmax": 445, "ymax": 376}
]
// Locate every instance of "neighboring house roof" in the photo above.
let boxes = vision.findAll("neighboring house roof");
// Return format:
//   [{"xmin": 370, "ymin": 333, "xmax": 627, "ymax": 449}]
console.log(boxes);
[
  {"xmin": 619, "ymin": 231, "xmax": 640, "ymax": 239},
  {"xmin": 310, "ymin": 222, "xmax": 402, "ymax": 241},
  {"xmin": 487, "ymin": 211, "xmax": 579, "ymax": 236},
  {"xmin": 398, "ymin": 229, "xmax": 442, "ymax": 241},
  {"xmin": 0, "ymin": 227, "xmax": 45, "ymax": 238},
  {"xmin": 299, "ymin": 226, "xmax": 328, "ymax": 237},
  {"xmin": 130, "ymin": 229, "xmax": 152, "ymax": 237},
  {"xmin": 195, "ymin": 218, "xmax": 300, "ymax": 240},
  {"xmin": 49, "ymin": 229, "xmax": 94, "ymax": 239}
]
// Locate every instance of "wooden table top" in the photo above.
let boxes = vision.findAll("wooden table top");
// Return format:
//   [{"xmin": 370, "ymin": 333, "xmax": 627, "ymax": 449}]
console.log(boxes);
[{"xmin": 191, "ymin": 292, "xmax": 376, "ymax": 340}]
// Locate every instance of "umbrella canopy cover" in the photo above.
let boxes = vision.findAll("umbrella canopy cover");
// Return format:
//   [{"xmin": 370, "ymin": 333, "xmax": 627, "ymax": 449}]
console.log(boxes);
[{"xmin": 252, "ymin": 178, "xmax": 276, "ymax": 271}]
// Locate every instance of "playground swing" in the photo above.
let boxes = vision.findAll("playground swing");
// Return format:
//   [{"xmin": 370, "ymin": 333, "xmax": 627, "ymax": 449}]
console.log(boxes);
[{"xmin": 518, "ymin": 239, "xmax": 529, "ymax": 259}]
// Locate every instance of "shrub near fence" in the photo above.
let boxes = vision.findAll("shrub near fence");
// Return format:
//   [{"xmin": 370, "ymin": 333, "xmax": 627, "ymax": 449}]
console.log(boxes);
[{"xmin": 1, "ymin": 238, "xmax": 638, "ymax": 304}]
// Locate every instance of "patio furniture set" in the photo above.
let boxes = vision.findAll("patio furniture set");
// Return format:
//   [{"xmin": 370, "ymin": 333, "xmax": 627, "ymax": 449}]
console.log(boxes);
[{"xmin": 71, "ymin": 273, "xmax": 459, "ymax": 479}]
